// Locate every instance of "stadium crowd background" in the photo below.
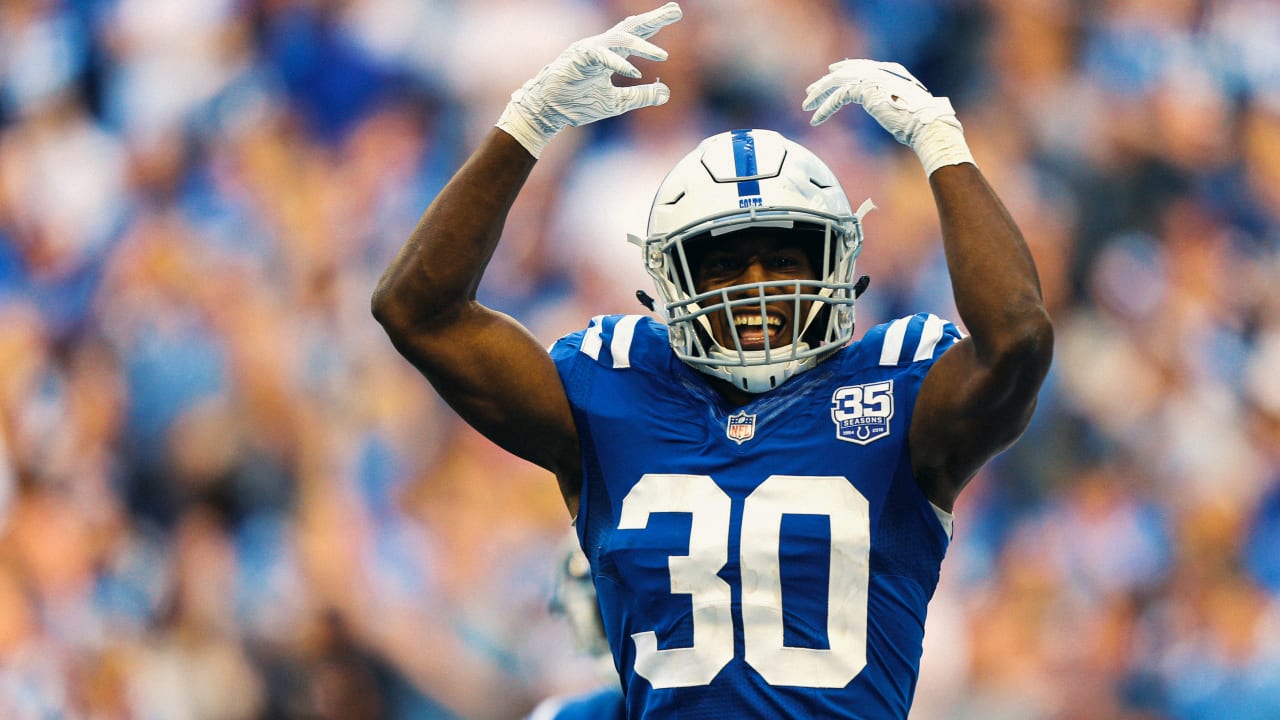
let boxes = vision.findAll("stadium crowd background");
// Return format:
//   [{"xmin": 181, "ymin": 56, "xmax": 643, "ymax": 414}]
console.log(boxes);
[{"xmin": 1, "ymin": 0, "xmax": 1279, "ymax": 718}]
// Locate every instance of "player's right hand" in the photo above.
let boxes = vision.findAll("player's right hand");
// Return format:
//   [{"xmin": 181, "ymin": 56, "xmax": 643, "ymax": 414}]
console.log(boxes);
[{"xmin": 496, "ymin": 2, "xmax": 683, "ymax": 158}]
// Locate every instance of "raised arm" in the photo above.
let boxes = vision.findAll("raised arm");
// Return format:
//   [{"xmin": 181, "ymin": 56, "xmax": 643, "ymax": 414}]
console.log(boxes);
[
  {"xmin": 371, "ymin": 3, "xmax": 683, "ymax": 515},
  {"xmin": 805, "ymin": 60, "xmax": 1053, "ymax": 511},
  {"xmin": 913, "ymin": 162, "xmax": 1052, "ymax": 510}
]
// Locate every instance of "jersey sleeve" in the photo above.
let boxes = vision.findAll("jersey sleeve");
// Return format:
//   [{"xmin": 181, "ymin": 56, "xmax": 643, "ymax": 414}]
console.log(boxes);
[
  {"xmin": 858, "ymin": 312, "xmax": 964, "ymax": 369},
  {"xmin": 549, "ymin": 314, "xmax": 665, "ymax": 408},
  {"xmin": 550, "ymin": 314, "xmax": 648, "ymax": 370}
]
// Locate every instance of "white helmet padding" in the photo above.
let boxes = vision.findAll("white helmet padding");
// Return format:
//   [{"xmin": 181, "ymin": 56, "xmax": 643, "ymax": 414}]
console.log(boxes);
[{"xmin": 630, "ymin": 129, "xmax": 873, "ymax": 393}]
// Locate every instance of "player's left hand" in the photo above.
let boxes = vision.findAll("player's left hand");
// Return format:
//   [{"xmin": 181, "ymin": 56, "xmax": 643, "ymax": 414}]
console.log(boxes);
[{"xmin": 803, "ymin": 59, "xmax": 973, "ymax": 176}]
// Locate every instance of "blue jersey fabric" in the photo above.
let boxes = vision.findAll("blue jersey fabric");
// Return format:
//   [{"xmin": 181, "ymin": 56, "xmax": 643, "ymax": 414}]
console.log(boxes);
[
  {"xmin": 528, "ymin": 686, "xmax": 626, "ymax": 720},
  {"xmin": 549, "ymin": 313, "xmax": 961, "ymax": 719}
]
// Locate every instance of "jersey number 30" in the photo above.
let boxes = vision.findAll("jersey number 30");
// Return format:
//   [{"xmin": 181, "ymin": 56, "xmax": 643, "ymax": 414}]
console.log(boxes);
[{"xmin": 619, "ymin": 473, "xmax": 870, "ymax": 689}]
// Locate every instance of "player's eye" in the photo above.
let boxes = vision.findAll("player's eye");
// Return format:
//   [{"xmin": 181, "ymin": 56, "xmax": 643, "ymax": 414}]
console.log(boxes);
[
  {"xmin": 701, "ymin": 254, "xmax": 744, "ymax": 275},
  {"xmin": 766, "ymin": 250, "xmax": 807, "ymax": 272}
]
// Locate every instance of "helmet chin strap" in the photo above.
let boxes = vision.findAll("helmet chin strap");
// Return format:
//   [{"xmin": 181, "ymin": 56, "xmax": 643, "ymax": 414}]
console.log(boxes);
[
  {"xmin": 635, "ymin": 289, "xmax": 657, "ymax": 311},
  {"xmin": 705, "ymin": 344, "xmax": 817, "ymax": 393},
  {"xmin": 682, "ymin": 274, "xmax": 854, "ymax": 393}
]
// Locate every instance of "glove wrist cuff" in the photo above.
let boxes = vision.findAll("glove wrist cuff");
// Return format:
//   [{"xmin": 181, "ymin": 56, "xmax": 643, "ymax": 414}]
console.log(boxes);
[
  {"xmin": 497, "ymin": 101, "xmax": 552, "ymax": 159},
  {"xmin": 914, "ymin": 121, "xmax": 974, "ymax": 177}
]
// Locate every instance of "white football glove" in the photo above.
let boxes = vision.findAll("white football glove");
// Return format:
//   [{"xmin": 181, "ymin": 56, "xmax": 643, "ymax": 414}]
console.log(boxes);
[
  {"xmin": 803, "ymin": 59, "xmax": 974, "ymax": 176},
  {"xmin": 496, "ymin": 2, "xmax": 683, "ymax": 158}
]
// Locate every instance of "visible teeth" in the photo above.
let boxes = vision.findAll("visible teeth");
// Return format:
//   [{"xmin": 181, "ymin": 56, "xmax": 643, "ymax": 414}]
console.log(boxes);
[{"xmin": 735, "ymin": 315, "xmax": 782, "ymax": 328}]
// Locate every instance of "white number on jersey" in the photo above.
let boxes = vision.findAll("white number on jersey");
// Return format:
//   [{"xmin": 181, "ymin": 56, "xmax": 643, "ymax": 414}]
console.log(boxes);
[{"xmin": 618, "ymin": 473, "xmax": 871, "ymax": 689}]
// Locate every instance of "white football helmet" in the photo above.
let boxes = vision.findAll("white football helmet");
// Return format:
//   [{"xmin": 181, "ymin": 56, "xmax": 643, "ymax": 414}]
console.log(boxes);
[{"xmin": 630, "ymin": 129, "xmax": 873, "ymax": 393}]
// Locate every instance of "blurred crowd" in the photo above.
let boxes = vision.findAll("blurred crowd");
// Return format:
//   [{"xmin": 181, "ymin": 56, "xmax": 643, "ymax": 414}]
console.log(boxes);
[{"xmin": 1, "ymin": 0, "xmax": 1279, "ymax": 718}]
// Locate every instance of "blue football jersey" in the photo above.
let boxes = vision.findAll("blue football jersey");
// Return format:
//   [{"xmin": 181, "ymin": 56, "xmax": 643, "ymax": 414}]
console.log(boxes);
[
  {"xmin": 527, "ymin": 686, "xmax": 626, "ymax": 720},
  {"xmin": 549, "ymin": 313, "xmax": 961, "ymax": 719}
]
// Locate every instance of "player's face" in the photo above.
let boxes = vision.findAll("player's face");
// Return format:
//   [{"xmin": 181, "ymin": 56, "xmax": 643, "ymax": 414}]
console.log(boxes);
[{"xmin": 691, "ymin": 231, "xmax": 818, "ymax": 351}]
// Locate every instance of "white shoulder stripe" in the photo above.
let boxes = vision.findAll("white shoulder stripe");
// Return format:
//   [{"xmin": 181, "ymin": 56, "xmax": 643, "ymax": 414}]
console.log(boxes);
[
  {"xmin": 610, "ymin": 315, "xmax": 641, "ymax": 368},
  {"xmin": 914, "ymin": 314, "xmax": 946, "ymax": 361},
  {"xmin": 879, "ymin": 317, "xmax": 911, "ymax": 366},
  {"xmin": 581, "ymin": 315, "xmax": 605, "ymax": 361},
  {"xmin": 931, "ymin": 502, "xmax": 955, "ymax": 540},
  {"xmin": 579, "ymin": 315, "xmax": 641, "ymax": 368}
]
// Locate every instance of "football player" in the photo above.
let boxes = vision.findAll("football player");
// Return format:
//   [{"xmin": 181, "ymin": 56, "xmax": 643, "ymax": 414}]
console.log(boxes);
[{"xmin": 372, "ymin": 3, "xmax": 1053, "ymax": 717}]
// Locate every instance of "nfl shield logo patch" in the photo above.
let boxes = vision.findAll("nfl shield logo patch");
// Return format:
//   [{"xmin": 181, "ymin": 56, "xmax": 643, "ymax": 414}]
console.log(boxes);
[{"xmin": 726, "ymin": 411, "xmax": 757, "ymax": 444}]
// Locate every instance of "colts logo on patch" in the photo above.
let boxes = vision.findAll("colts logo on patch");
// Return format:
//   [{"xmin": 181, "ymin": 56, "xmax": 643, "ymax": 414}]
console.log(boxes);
[
  {"xmin": 726, "ymin": 410, "xmax": 757, "ymax": 444},
  {"xmin": 830, "ymin": 380, "xmax": 894, "ymax": 445}
]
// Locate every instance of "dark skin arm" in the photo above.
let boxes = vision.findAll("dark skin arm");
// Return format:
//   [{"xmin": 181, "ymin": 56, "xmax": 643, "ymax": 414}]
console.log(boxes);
[
  {"xmin": 371, "ymin": 129, "xmax": 583, "ymax": 516},
  {"xmin": 908, "ymin": 163, "xmax": 1054, "ymax": 512}
]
